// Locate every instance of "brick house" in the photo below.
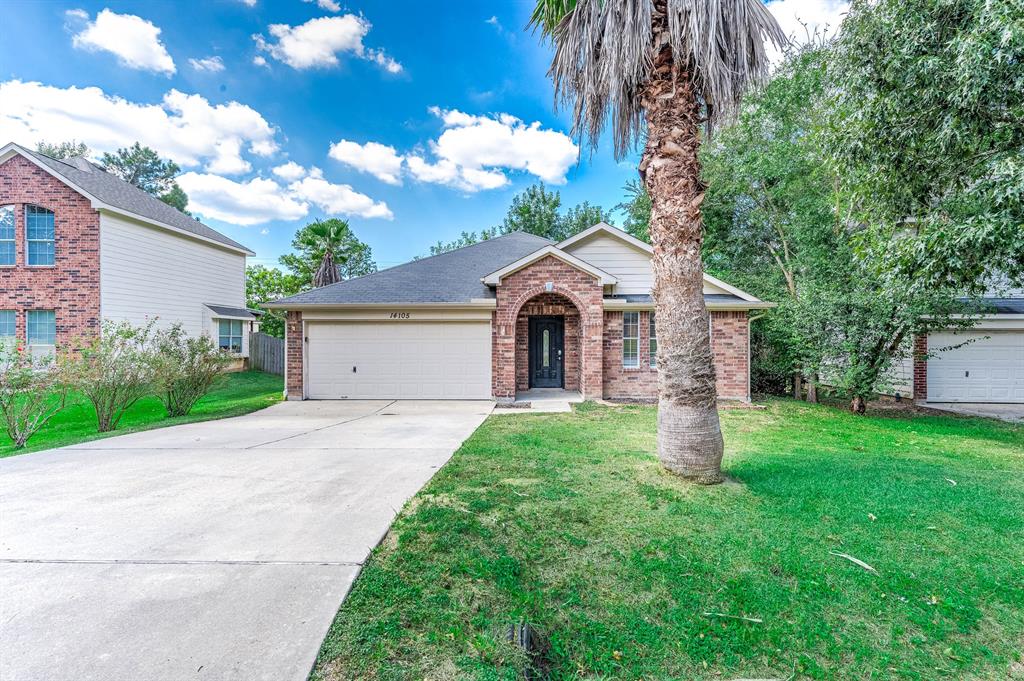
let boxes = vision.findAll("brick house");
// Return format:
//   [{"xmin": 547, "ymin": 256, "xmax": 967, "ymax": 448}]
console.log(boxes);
[
  {"xmin": 0, "ymin": 142, "xmax": 256, "ymax": 360},
  {"xmin": 265, "ymin": 223, "xmax": 773, "ymax": 402}
]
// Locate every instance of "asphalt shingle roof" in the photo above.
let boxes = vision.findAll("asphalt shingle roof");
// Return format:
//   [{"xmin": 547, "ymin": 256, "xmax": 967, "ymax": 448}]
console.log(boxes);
[
  {"xmin": 205, "ymin": 304, "xmax": 259, "ymax": 319},
  {"xmin": 270, "ymin": 232, "xmax": 554, "ymax": 305},
  {"xmin": 980, "ymin": 297, "xmax": 1024, "ymax": 314},
  {"xmin": 17, "ymin": 145, "xmax": 252, "ymax": 254}
]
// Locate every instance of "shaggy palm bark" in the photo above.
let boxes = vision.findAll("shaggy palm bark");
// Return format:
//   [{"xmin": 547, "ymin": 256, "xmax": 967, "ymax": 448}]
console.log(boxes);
[
  {"xmin": 313, "ymin": 251, "xmax": 340, "ymax": 288},
  {"xmin": 641, "ymin": 6, "xmax": 724, "ymax": 483}
]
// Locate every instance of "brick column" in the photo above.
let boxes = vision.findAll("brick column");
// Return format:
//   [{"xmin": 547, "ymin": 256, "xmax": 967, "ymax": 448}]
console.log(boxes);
[
  {"xmin": 581, "ymin": 319, "xmax": 604, "ymax": 399},
  {"xmin": 492, "ymin": 311, "xmax": 516, "ymax": 402},
  {"xmin": 912, "ymin": 334, "xmax": 928, "ymax": 401},
  {"xmin": 285, "ymin": 310, "xmax": 304, "ymax": 400}
]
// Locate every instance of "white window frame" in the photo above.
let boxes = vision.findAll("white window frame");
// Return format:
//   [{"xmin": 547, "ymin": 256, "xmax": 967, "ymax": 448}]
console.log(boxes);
[
  {"xmin": 623, "ymin": 311, "xmax": 639, "ymax": 368},
  {"xmin": 649, "ymin": 312, "xmax": 657, "ymax": 368},
  {"xmin": 218, "ymin": 319, "xmax": 244, "ymax": 354},
  {"xmin": 25, "ymin": 205, "xmax": 55, "ymax": 267},
  {"xmin": 26, "ymin": 310, "xmax": 56, "ymax": 355},
  {"xmin": 0, "ymin": 205, "xmax": 14, "ymax": 266},
  {"xmin": 0, "ymin": 310, "xmax": 15, "ymax": 346}
]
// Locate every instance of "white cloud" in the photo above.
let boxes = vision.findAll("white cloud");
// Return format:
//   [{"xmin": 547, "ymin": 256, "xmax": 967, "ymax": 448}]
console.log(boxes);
[
  {"xmin": 252, "ymin": 15, "xmax": 401, "ymax": 73},
  {"xmin": 766, "ymin": 0, "xmax": 849, "ymax": 62},
  {"xmin": 253, "ymin": 55, "xmax": 268, "ymax": 67},
  {"xmin": 303, "ymin": 0, "xmax": 342, "ymax": 12},
  {"xmin": 178, "ymin": 173, "xmax": 308, "ymax": 226},
  {"xmin": 67, "ymin": 9, "xmax": 176, "ymax": 75},
  {"xmin": 272, "ymin": 161, "xmax": 307, "ymax": 181},
  {"xmin": 0, "ymin": 81, "xmax": 278, "ymax": 175},
  {"xmin": 189, "ymin": 56, "xmax": 225, "ymax": 72},
  {"xmin": 239, "ymin": 0, "xmax": 257, "ymax": 6},
  {"xmin": 328, "ymin": 139, "xmax": 403, "ymax": 185},
  {"xmin": 406, "ymin": 107, "xmax": 578, "ymax": 191},
  {"xmin": 288, "ymin": 174, "xmax": 393, "ymax": 219}
]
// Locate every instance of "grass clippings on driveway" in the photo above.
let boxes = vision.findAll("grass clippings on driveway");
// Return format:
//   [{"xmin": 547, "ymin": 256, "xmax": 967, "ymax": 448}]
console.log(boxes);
[
  {"xmin": 314, "ymin": 399, "xmax": 1024, "ymax": 680},
  {"xmin": 0, "ymin": 370, "xmax": 282, "ymax": 458}
]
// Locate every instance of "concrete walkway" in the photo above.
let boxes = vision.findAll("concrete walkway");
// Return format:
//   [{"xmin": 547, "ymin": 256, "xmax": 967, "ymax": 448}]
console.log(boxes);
[
  {"xmin": 0, "ymin": 399, "xmax": 492, "ymax": 681},
  {"xmin": 493, "ymin": 389, "xmax": 584, "ymax": 414}
]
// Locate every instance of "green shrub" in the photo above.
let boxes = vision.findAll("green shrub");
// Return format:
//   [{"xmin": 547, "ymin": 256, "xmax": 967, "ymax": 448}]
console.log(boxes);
[
  {"xmin": 0, "ymin": 344, "xmax": 72, "ymax": 448},
  {"xmin": 151, "ymin": 323, "xmax": 233, "ymax": 417}
]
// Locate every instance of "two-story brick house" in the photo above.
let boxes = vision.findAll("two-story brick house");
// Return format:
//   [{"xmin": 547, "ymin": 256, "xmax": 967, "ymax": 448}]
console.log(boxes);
[{"xmin": 0, "ymin": 142, "xmax": 256, "ymax": 358}]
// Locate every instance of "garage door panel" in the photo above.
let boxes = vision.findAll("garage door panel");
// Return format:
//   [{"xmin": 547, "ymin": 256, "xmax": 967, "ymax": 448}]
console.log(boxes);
[
  {"xmin": 928, "ymin": 330, "xmax": 1024, "ymax": 403},
  {"xmin": 306, "ymin": 322, "xmax": 492, "ymax": 400}
]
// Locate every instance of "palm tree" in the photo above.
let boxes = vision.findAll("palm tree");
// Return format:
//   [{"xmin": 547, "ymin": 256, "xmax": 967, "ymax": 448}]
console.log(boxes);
[
  {"xmin": 305, "ymin": 219, "xmax": 349, "ymax": 288},
  {"xmin": 531, "ymin": 0, "xmax": 785, "ymax": 483}
]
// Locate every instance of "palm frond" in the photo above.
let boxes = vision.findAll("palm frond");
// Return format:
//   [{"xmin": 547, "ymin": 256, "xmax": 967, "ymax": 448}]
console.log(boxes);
[{"xmin": 533, "ymin": 0, "xmax": 787, "ymax": 157}]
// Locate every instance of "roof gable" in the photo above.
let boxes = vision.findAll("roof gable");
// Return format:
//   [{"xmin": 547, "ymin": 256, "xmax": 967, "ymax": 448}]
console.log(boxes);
[
  {"xmin": 0, "ymin": 142, "xmax": 253, "ymax": 255},
  {"xmin": 481, "ymin": 245, "xmax": 618, "ymax": 285}
]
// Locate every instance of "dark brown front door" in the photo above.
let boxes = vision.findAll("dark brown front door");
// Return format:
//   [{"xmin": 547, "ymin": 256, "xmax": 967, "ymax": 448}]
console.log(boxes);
[{"xmin": 529, "ymin": 316, "xmax": 564, "ymax": 388}]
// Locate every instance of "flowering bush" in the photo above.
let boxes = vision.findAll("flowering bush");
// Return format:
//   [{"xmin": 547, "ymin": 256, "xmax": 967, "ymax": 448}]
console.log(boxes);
[{"xmin": 0, "ymin": 344, "xmax": 72, "ymax": 448}]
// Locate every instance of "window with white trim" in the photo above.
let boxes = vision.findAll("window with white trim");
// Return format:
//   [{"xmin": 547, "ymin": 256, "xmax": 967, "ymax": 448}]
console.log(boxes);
[
  {"xmin": 0, "ymin": 310, "xmax": 15, "ymax": 345},
  {"xmin": 623, "ymin": 311, "xmax": 639, "ymax": 367},
  {"xmin": 218, "ymin": 319, "xmax": 243, "ymax": 353},
  {"xmin": 0, "ymin": 206, "xmax": 14, "ymax": 266},
  {"xmin": 27, "ymin": 310, "xmax": 55, "ymax": 347},
  {"xmin": 649, "ymin": 312, "xmax": 657, "ymax": 368},
  {"xmin": 26, "ymin": 205, "xmax": 55, "ymax": 266}
]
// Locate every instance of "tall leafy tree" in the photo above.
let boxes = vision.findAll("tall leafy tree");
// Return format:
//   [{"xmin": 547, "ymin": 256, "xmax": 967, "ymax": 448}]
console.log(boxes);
[
  {"xmin": 101, "ymin": 142, "xmax": 191, "ymax": 215},
  {"xmin": 36, "ymin": 140, "xmax": 91, "ymax": 160},
  {"xmin": 616, "ymin": 180, "xmax": 652, "ymax": 243},
  {"xmin": 279, "ymin": 218, "xmax": 376, "ymax": 288},
  {"xmin": 825, "ymin": 0, "xmax": 1024, "ymax": 292},
  {"xmin": 245, "ymin": 265, "xmax": 302, "ymax": 338},
  {"xmin": 429, "ymin": 182, "xmax": 613, "ymax": 256},
  {"xmin": 531, "ymin": 0, "xmax": 785, "ymax": 483}
]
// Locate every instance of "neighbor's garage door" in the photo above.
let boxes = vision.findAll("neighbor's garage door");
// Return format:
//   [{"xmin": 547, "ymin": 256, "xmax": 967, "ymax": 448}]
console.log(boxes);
[
  {"xmin": 305, "ymin": 322, "xmax": 492, "ymax": 399},
  {"xmin": 928, "ymin": 330, "xmax": 1024, "ymax": 403}
]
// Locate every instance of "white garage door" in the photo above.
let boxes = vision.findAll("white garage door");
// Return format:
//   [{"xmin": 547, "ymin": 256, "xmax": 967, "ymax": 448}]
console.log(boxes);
[
  {"xmin": 928, "ymin": 330, "xmax": 1024, "ymax": 403},
  {"xmin": 305, "ymin": 322, "xmax": 492, "ymax": 399}
]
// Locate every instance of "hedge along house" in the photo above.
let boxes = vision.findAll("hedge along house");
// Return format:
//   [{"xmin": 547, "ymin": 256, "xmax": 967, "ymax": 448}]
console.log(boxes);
[{"xmin": 265, "ymin": 223, "xmax": 773, "ymax": 402}]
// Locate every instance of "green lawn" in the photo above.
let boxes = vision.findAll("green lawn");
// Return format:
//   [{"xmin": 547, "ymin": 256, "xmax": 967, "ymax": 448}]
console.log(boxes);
[
  {"xmin": 314, "ymin": 399, "xmax": 1024, "ymax": 680},
  {"xmin": 0, "ymin": 370, "xmax": 283, "ymax": 458}
]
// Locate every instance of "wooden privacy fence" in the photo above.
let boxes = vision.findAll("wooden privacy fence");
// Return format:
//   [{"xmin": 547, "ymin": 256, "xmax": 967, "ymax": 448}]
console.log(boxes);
[{"xmin": 249, "ymin": 332, "xmax": 284, "ymax": 375}]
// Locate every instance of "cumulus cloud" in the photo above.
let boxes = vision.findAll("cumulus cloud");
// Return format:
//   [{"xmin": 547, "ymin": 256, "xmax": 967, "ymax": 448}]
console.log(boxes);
[
  {"xmin": 272, "ymin": 161, "xmax": 307, "ymax": 181},
  {"xmin": 189, "ymin": 56, "xmax": 225, "ymax": 72},
  {"xmin": 328, "ymin": 139, "xmax": 403, "ymax": 185},
  {"xmin": 303, "ymin": 0, "xmax": 341, "ymax": 12},
  {"xmin": 252, "ymin": 15, "xmax": 401, "ymax": 73},
  {"xmin": 289, "ymin": 171, "xmax": 393, "ymax": 219},
  {"xmin": 177, "ymin": 173, "xmax": 308, "ymax": 226},
  {"xmin": 406, "ymin": 107, "xmax": 578, "ymax": 191},
  {"xmin": 766, "ymin": 0, "xmax": 849, "ymax": 62},
  {"xmin": 0, "ymin": 81, "xmax": 278, "ymax": 175},
  {"xmin": 67, "ymin": 8, "xmax": 176, "ymax": 75}
]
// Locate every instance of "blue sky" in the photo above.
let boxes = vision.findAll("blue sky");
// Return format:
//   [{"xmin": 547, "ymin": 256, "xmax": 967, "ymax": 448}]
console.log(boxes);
[{"xmin": 0, "ymin": 0, "xmax": 845, "ymax": 269}]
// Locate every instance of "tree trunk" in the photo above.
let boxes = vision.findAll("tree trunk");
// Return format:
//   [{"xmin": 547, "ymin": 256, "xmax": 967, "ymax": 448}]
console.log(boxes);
[
  {"xmin": 793, "ymin": 372, "xmax": 803, "ymax": 400},
  {"xmin": 313, "ymin": 250, "xmax": 340, "ymax": 288},
  {"xmin": 640, "ymin": 5, "xmax": 723, "ymax": 484},
  {"xmin": 807, "ymin": 377, "xmax": 818, "ymax": 404}
]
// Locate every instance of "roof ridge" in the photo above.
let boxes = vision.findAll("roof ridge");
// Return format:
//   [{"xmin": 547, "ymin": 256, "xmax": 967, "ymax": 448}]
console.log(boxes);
[{"xmin": 306, "ymin": 231, "xmax": 553, "ymax": 294}]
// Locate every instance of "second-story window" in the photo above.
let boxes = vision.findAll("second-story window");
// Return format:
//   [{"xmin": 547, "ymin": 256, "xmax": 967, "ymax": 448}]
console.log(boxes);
[
  {"xmin": 26, "ymin": 205, "xmax": 55, "ymax": 266},
  {"xmin": 0, "ymin": 206, "xmax": 13, "ymax": 266}
]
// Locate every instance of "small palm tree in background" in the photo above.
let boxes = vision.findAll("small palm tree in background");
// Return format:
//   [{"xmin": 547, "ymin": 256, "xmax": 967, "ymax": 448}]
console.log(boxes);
[
  {"xmin": 531, "ymin": 0, "xmax": 785, "ymax": 483},
  {"xmin": 306, "ymin": 219, "xmax": 349, "ymax": 288}
]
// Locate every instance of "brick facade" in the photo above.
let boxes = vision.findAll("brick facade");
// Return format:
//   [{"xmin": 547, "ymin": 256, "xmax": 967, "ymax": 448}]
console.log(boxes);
[
  {"xmin": 285, "ymin": 310, "xmax": 304, "ymax": 399},
  {"xmin": 0, "ymin": 155, "xmax": 100, "ymax": 348},
  {"xmin": 492, "ymin": 255, "xmax": 604, "ymax": 400},
  {"xmin": 912, "ymin": 334, "xmax": 928, "ymax": 400},
  {"xmin": 601, "ymin": 309, "xmax": 750, "ymax": 401},
  {"xmin": 514, "ymin": 293, "xmax": 581, "ymax": 391}
]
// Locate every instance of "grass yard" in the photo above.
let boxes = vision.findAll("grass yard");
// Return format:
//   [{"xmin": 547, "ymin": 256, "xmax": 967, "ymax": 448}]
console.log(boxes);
[
  {"xmin": 0, "ymin": 370, "xmax": 282, "ymax": 458},
  {"xmin": 315, "ymin": 399, "xmax": 1024, "ymax": 680}
]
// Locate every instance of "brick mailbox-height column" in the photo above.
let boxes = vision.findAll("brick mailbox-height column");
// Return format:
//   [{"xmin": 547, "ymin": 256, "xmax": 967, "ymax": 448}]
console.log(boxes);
[{"xmin": 285, "ymin": 310, "xmax": 304, "ymax": 400}]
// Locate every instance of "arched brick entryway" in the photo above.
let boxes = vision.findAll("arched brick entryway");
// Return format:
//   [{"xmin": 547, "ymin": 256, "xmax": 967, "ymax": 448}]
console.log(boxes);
[{"xmin": 491, "ymin": 255, "xmax": 604, "ymax": 401}]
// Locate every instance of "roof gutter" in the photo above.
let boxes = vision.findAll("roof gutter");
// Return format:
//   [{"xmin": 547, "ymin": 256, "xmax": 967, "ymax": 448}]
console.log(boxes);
[{"xmin": 261, "ymin": 300, "xmax": 499, "ymax": 311}]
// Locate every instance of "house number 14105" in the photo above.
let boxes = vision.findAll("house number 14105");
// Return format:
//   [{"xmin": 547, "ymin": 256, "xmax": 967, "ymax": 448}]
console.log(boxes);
[{"xmin": 389, "ymin": 312, "xmax": 411, "ymax": 319}]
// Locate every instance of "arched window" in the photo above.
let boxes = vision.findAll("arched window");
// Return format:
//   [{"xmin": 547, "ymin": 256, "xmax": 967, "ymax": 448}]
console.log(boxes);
[
  {"xmin": 0, "ymin": 205, "xmax": 13, "ymax": 266},
  {"xmin": 26, "ymin": 205, "xmax": 55, "ymax": 266}
]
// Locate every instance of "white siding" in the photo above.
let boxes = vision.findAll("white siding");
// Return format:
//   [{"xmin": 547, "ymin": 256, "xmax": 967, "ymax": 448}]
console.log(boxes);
[
  {"xmin": 562, "ymin": 233, "xmax": 737, "ymax": 296},
  {"xmin": 563, "ymin": 234, "xmax": 653, "ymax": 294},
  {"xmin": 99, "ymin": 213, "xmax": 248, "ymax": 354}
]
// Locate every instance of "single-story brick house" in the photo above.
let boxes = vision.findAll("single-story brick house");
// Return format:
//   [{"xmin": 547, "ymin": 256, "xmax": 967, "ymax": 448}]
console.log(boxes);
[
  {"xmin": 265, "ymin": 223, "xmax": 773, "ymax": 402},
  {"xmin": 0, "ymin": 142, "xmax": 257, "ymax": 362}
]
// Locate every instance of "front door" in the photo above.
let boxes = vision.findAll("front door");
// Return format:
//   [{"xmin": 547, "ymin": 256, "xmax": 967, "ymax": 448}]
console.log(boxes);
[{"xmin": 529, "ymin": 316, "xmax": 564, "ymax": 388}]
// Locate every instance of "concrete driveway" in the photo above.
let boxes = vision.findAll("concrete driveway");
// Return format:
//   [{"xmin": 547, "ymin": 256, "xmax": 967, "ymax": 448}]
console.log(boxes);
[
  {"xmin": 0, "ymin": 399, "xmax": 492, "ymax": 681},
  {"xmin": 923, "ymin": 402, "xmax": 1024, "ymax": 423}
]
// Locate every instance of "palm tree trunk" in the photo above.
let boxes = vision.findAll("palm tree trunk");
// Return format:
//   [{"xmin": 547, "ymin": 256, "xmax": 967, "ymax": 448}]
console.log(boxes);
[{"xmin": 640, "ymin": 5, "xmax": 724, "ymax": 484}]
